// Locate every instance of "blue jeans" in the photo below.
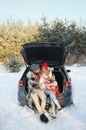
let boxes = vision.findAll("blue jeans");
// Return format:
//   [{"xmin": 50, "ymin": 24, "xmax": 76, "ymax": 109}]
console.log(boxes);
[{"xmin": 45, "ymin": 90, "xmax": 56, "ymax": 107}]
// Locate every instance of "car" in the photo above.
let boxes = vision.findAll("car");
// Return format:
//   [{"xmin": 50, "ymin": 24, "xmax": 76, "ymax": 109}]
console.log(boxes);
[{"xmin": 18, "ymin": 42, "xmax": 73, "ymax": 110}]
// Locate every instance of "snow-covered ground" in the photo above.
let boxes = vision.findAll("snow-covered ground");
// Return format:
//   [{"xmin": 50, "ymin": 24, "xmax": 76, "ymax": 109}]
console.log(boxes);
[{"xmin": 0, "ymin": 65, "xmax": 86, "ymax": 130}]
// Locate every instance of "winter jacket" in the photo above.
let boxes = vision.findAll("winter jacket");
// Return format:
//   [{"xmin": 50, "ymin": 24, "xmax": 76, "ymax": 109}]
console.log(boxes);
[
  {"xmin": 39, "ymin": 70, "xmax": 60, "ymax": 98},
  {"xmin": 27, "ymin": 71, "xmax": 40, "ymax": 93}
]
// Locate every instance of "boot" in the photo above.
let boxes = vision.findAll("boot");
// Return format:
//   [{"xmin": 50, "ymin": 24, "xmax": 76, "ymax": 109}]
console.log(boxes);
[
  {"xmin": 54, "ymin": 100, "xmax": 62, "ymax": 110},
  {"xmin": 40, "ymin": 113, "xmax": 49, "ymax": 123},
  {"xmin": 51, "ymin": 107, "xmax": 56, "ymax": 118}
]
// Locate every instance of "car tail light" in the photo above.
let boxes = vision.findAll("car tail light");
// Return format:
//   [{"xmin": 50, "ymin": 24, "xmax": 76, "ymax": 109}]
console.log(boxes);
[
  {"xmin": 18, "ymin": 80, "xmax": 24, "ymax": 86},
  {"xmin": 65, "ymin": 81, "xmax": 71, "ymax": 87}
]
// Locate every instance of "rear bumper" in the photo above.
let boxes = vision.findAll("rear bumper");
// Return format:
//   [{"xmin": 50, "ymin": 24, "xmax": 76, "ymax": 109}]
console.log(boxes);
[
  {"xmin": 18, "ymin": 85, "xmax": 27, "ymax": 106},
  {"xmin": 18, "ymin": 100, "xmax": 27, "ymax": 106},
  {"xmin": 58, "ymin": 94, "xmax": 73, "ymax": 107}
]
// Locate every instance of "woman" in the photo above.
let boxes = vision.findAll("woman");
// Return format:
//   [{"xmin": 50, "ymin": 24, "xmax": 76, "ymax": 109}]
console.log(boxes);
[{"xmin": 39, "ymin": 62, "xmax": 62, "ymax": 118}]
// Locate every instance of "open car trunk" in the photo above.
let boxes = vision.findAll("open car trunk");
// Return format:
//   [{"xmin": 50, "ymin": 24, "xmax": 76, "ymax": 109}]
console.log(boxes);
[
  {"xmin": 21, "ymin": 42, "xmax": 68, "ymax": 68},
  {"xmin": 18, "ymin": 42, "xmax": 73, "ymax": 107}
]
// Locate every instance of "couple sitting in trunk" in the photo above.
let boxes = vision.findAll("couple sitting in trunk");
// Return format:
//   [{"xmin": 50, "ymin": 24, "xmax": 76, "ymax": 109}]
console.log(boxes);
[{"xmin": 27, "ymin": 62, "xmax": 62, "ymax": 123}]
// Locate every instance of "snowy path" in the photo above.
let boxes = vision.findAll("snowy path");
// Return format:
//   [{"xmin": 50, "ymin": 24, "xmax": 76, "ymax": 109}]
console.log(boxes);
[{"xmin": 0, "ymin": 67, "xmax": 86, "ymax": 130}]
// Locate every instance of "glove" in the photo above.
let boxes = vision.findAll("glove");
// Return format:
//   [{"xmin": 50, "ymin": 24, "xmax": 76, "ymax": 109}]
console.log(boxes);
[
  {"xmin": 31, "ymin": 77, "xmax": 35, "ymax": 81},
  {"xmin": 49, "ymin": 79, "xmax": 54, "ymax": 83},
  {"xmin": 32, "ymin": 83, "xmax": 36, "ymax": 87}
]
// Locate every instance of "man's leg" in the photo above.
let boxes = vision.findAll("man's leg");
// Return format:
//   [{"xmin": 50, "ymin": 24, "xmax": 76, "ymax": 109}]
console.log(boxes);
[
  {"xmin": 37, "ymin": 90, "xmax": 46, "ymax": 113},
  {"xmin": 31, "ymin": 92, "xmax": 49, "ymax": 123},
  {"xmin": 31, "ymin": 93, "xmax": 43, "ymax": 114}
]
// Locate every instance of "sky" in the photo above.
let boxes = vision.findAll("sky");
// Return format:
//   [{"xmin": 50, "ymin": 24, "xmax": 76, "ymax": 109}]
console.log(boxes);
[{"xmin": 0, "ymin": 0, "xmax": 86, "ymax": 25}]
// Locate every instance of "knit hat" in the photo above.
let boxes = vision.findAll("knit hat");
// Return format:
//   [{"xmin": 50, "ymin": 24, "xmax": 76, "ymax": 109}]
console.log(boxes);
[
  {"xmin": 41, "ymin": 62, "xmax": 49, "ymax": 69},
  {"xmin": 31, "ymin": 64, "xmax": 40, "ymax": 72}
]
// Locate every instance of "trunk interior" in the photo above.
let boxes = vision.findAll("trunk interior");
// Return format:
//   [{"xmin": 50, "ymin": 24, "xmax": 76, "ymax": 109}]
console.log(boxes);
[{"xmin": 52, "ymin": 70, "xmax": 64, "ymax": 93}]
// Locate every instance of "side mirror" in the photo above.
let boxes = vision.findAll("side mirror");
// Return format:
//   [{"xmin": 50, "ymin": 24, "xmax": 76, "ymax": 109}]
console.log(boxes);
[{"xmin": 66, "ymin": 69, "xmax": 71, "ymax": 73}]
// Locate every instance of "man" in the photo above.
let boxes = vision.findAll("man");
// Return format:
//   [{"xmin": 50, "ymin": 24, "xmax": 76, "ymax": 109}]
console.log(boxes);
[{"xmin": 27, "ymin": 64, "xmax": 49, "ymax": 123}]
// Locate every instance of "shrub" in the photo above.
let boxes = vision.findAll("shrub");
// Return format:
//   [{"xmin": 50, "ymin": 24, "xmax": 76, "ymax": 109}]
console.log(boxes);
[{"xmin": 4, "ymin": 51, "xmax": 24, "ymax": 72}]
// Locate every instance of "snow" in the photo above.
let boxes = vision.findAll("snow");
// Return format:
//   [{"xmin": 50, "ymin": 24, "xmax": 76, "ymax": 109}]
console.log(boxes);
[{"xmin": 0, "ymin": 65, "xmax": 86, "ymax": 130}]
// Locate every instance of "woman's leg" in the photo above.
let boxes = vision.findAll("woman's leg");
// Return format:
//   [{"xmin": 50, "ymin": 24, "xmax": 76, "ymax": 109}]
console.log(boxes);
[
  {"xmin": 54, "ymin": 100, "xmax": 62, "ymax": 110},
  {"xmin": 50, "ymin": 98, "xmax": 57, "ymax": 118},
  {"xmin": 45, "ymin": 90, "xmax": 56, "ymax": 118},
  {"xmin": 46, "ymin": 90, "xmax": 61, "ymax": 110}
]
